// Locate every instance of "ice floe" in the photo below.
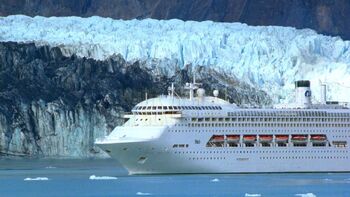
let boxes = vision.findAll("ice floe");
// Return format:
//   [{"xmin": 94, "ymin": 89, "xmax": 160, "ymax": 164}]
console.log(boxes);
[
  {"xmin": 89, "ymin": 175, "xmax": 118, "ymax": 180},
  {"xmin": 136, "ymin": 192, "xmax": 152, "ymax": 195},
  {"xmin": 295, "ymin": 193, "xmax": 317, "ymax": 197},
  {"xmin": 24, "ymin": 177, "xmax": 50, "ymax": 181},
  {"xmin": 45, "ymin": 166, "xmax": 57, "ymax": 169},
  {"xmin": 245, "ymin": 193, "xmax": 261, "ymax": 197}
]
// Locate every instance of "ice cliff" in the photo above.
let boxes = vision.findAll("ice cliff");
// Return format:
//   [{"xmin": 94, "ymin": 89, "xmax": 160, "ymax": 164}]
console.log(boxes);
[{"xmin": 1, "ymin": 15, "xmax": 350, "ymax": 103}]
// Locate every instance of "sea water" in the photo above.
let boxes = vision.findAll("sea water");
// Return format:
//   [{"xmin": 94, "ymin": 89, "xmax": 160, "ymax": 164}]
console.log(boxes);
[{"xmin": 0, "ymin": 159, "xmax": 349, "ymax": 197}]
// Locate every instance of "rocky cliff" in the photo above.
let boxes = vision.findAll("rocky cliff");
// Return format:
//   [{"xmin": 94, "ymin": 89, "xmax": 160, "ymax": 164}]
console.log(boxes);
[
  {"xmin": 0, "ymin": 42, "xmax": 270, "ymax": 158},
  {"xmin": 0, "ymin": 0, "xmax": 349, "ymax": 40}
]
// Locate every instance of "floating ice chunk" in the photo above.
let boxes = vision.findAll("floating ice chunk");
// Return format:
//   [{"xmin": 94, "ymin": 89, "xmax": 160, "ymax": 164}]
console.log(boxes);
[
  {"xmin": 211, "ymin": 178, "xmax": 220, "ymax": 182},
  {"xmin": 245, "ymin": 193, "xmax": 261, "ymax": 197},
  {"xmin": 45, "ymin": 166, "xmax": 57, "ymax": 169},
  {"xmin": 24, "ymin": 177, "xmax": 50, "ymax": 181},
  {"xmin": 89, "ymin": 175, "xmax": 118, "ymax": 180},
  {"xmin": 136, "ymin": 192, "xmax": 152, "ymax": 195},
  {"xmin": 295, "ymin": 193, "xmax": 317, "ymax": 197},
  {"xmin": 322, "ymin": 178, "xmax": 332, "ymax": 182}
]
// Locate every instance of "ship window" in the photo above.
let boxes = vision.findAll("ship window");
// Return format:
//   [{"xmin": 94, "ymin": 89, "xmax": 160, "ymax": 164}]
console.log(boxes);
[
  {"xmin": 152, "ymin": 106, "xmax": 156, "ymax": 110},
  {"xmin": 164, "ymin": 106, "xmax": 168, "ymax": 110},
  {"xmin": 157, "ymin": 106, "xmax": 162, "ymax": 110},
  {"xmin": 142, "ymin": 106, "xmax": 146, "ymax": 110},
  {"xmin": 147, "ymin": 106, "xmax": 151, "ymax": 110},
  {"xmin": 174, "ymin": 106, "xmax": 178, "ymax": 110},
  {"xmin": 169, "ymin": 106, "xmax": 174, "ymax": 110}
]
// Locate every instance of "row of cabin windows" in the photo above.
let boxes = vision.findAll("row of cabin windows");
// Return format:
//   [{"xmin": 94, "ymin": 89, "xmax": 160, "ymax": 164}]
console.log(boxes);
[
  {"xmin": 172, "ymin": 144, "xmax": 189, "ymax": 148},
  {"xmin": 228, "ymin": 111, "xmax": 350, "ymax": 117},
  {"xmin": 175, "ymin": 150, "xmax": 349, "ymax": 154},
  {"xmin": 168, "ymin": 130, "xmax": 350, "ymax": 135},
  {"xmin": 260, "ymin": 156, "xmax": 349, "ymax": 160},
  {"xmin": 133, "ymin": 105, "xmax": 222, "ymax": 111},
  {"xmin": 189, "ymin": 122, "xmax": 350, "ymax": 128},
  {"xmin": 192, "ymin": 117, "xmax": 350, "ymax": 122}
]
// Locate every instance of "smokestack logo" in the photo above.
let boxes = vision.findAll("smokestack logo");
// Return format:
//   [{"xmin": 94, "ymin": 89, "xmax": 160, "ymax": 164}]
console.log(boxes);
[{"xmin": 305, "ymin": 90, "xmax": 311, "ymax": 97}]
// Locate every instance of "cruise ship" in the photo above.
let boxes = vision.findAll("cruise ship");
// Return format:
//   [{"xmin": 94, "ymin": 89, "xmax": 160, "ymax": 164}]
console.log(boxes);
[{"xmin": 95, "ymin": 79, "xmax": 350, "ymax": 174}]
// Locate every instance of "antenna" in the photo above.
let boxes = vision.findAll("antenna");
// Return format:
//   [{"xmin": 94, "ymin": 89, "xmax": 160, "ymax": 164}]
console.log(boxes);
[
  {"xmin": 168, "ymin": 83, "xmax": 175, "ymax": 97},
  {"xmin": 185, "ymin": 74, "xmax": 202, "ymax": 100}
]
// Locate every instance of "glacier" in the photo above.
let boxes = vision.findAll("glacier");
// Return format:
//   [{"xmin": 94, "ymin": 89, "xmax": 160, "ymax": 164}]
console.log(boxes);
[{"xmin": 1, "ymin": 15, "xmax": 350, "ymax": 103}]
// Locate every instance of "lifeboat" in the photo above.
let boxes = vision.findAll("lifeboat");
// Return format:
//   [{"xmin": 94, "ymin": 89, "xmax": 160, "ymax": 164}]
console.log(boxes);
[
  {"xmin": 291, "ymin": 135, "xmax": 308, "ymax": 142},
  {"xmin": 275, "ymin": 135, "xmax": 289, "ymax": 142},
  {"xmin": 243, "ymin": 135, "xmax": 256, "ymax": 142},
  {"xmin": 310, "ymin": 135, "xmax": 327, "ymax": 142},
  {"xmin": 226, "ymin": 135, "xmax": 240, "ymax": 142},
  {"xmin": 210, "ymin": 135, "xmax": 225, "ymax": 143},
  {"xmin": 259, "ymin": 135, "xmax": 273, "ymax": 142}
]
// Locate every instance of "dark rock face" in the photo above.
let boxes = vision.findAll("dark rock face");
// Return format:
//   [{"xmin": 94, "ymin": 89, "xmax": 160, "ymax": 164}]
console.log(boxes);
[
  {"xmin": 0, "ymin": 42, "xmax": 270, "ymax": 158},
  {"xmin": 0, "ymin": 0, "xmax": 349, "ymax": 39}
]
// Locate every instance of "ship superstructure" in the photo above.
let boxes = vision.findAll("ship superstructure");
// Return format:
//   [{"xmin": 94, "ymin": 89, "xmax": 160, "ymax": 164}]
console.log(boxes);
[{"xmin": 95, "ymin": 80, "xmax": 350, "ymax": 174}]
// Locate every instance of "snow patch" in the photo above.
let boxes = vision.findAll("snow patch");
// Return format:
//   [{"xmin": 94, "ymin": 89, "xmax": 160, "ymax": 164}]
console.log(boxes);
[
  {"xmin": 295, "ymin": 193, "xmax": 317, "ymax": 197},
  {"xmin": 1, "ymin": 15, "xmax": 350, "ymax": 103},
  {"xmin": 24, "ymin": 177, "xmax": 49, "ymax": 181},
  {"xmin": 89, "ymin": 175, "xmax": 118, "ymax": 180},
  {"xmin": 245, "ymin": 193, "xmax": 261, "ymax": 197},
  {"xmin": 136, "ymin": 192, "xmax": 152, "ymax": 196}
]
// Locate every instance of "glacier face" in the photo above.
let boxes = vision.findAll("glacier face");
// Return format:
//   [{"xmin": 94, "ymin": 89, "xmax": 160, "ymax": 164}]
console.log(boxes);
[{"xmin": 1, "ymin": 15, "xmax": 350, "ymax": 103}]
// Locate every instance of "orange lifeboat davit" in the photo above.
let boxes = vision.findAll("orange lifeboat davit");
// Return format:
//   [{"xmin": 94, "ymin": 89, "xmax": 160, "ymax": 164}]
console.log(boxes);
[
  {"xmin": 210, "ymin": 135, "xmax": 225, "ymax": 143},
  {"xmin": 310, "ymin": 134, "xmax": 327, "ymax": 142},
  {"xmin": 275, "ymin": 135, "xmax": 289, "ymax": 142},
  {"xmin": 243, "ymin": 135, "xmax": 256, "ymax": 142},
  {"xmin": 291, "ymin": 134, "xmax": 308, "ymax": 142},
  {"xmin": 259, "ymin": 135, "xmax": 273, "ymax": 142},
  {"xmin": 226, "ymin": 135, "xmax": 240, "ymax": 142}
]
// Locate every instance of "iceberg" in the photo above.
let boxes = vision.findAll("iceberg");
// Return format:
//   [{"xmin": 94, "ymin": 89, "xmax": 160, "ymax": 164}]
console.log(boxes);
[{"xmin": 1, "ymin": 15, "xmax": 350, "ymax": 103}]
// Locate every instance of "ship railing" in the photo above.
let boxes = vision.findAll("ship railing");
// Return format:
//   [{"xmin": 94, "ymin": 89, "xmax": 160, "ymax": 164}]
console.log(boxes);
[{"xmin": 123, "ymin": 111, "xmax": 182, "ymax": 118}]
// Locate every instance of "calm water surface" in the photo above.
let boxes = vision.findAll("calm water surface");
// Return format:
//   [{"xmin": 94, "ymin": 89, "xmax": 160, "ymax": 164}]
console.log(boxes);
[{"xmin": 0, "ymin": 159, "xmax": 349, "ymax": 197}]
